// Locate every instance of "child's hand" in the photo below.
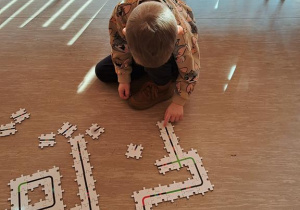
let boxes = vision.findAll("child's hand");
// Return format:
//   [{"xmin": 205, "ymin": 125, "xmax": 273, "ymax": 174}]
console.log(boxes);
[
  {"xmin": 164, "ymin": 103, "xmax": 184, "ymax": 126},
  {"xmin": 118, "ymin": 83, "xmax": 130, "ymax": 100}
]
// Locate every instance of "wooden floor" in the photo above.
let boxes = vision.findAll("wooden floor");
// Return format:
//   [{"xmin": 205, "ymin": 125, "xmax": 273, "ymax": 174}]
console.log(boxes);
[{"xmin": 1, "ymin": 0, "xmax": 300, "ymax": 209}]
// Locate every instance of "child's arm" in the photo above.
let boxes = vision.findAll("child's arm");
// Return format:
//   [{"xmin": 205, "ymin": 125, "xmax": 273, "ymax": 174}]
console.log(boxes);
[
  {"xmin": 171, "ymin": 1, "xmax": 200, "ymax": 107},
  {"xmin": 109, "ymin": 2, "xmax": 134, "ymax": 85},
  {"xmin": 163, "ymin": 1, "xmax": 199, "ymax": 126}
]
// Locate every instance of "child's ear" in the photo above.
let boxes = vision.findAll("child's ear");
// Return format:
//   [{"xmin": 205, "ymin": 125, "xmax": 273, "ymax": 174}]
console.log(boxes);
[
  {"xmin": 122, "ymin": 28, "xmax": 126, "ymax": 36},
  {"xmin": 177, "ymin": 25, "xmax": 184, "ymax": 35}
]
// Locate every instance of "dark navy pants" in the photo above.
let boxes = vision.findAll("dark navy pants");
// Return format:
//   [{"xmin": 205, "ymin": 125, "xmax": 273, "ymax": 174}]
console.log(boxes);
[{"xmin": 95, "ymin": 55, "xmax": 178, "ymax": 85}]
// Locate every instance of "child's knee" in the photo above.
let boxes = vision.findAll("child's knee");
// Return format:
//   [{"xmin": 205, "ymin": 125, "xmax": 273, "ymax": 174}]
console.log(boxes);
[
  {"xmin": 95, "ymin": 61, "xmax": 117, "ymax": 83},
  {"xmin": 95, "ymin": 62, "xmax": 105, "ymax": 81}
]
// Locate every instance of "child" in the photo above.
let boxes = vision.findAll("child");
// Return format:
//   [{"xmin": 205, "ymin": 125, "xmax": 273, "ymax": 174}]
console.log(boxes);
[{"xmin": 95, "ymin": 0, "xmax": 200, "ymax": 126}]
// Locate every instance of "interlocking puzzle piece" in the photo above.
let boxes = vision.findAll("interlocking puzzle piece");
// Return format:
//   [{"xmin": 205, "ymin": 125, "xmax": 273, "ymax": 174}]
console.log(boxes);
[
  {"xmin": 10, "ymin": 108, "xmax": 30, "ymax": 124},
  {"xmin": 132, "ymin": 187, "xmax": 154, "ymax": 209},
  {"xmin": 156, "ymin": 121, "xmax": 184, "ymax": 157},
  {"xmin": 57, "ymin": 122, "xmax": 77, "ymax": 138},
  {"xmin": 0, "ymin": 122, "xmax": 17, "ymax": 137},
  {"xmin": 8, "ymin": 175, "xmax": 30, "ymax": 209},
  {"xmin": 8, "ymin": 166, "xmax": 66, "ymax": 209},
  {"xmin": 151, "ymin": 184, "xmax": 169, "ymax": 205},
  {"xmin": 85, "ymin": 123, "xmax": 105, "ymax": 140},
  {"xmin": 154, "ymin": 155, "xmax": 182, "ymax": 175},
  {"xmin": 125, "ymin": 143, "xmax": 143, "ymax": 160},
  {"xmin": 38, "ymin": 133, "xmax": 56, "ymax": 149},
  {"xmin": 166, "ymin": 181, "xmax": 185, "ymax": 202}
]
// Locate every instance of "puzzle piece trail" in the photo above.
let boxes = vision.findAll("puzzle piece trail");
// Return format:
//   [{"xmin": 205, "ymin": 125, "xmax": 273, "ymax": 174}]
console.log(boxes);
[
  {"xmin": 8, "ymin": 166, "xmax": 65, "ymax": 210},
  {"xmin": 131, "ymin": 121, "xmax": 214, "ymax": 210},
  {"xmin": 5, "ymin": 113, "xmax": 212, "ymax": 209},
  {"xmin": 68, "ymin": 134, "xmax": 100, "ymax": 210},
  {"xmin": 125, "ymin": 143, "xmax": 144, "ymax": 159}
]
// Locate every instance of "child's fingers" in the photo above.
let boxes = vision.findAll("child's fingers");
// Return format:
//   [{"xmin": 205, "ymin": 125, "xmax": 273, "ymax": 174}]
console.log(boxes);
[
  {"xmin": 119, "ymin": 90, "xmax": 126, "ymax": 99},
  {"xmin": 125, "ymin": 87, "xmax": 130, "ymax": 98},
  {"xmin": 118, "ymin": 90, "xmax": 124, "ymax": 99},
  {"xmin": 170, "ymin": 116, "xmax": 175, "ymax": 123},
  {"xmin": 164, "ymin": 114, "xmax": 170, "ymax": 127}
]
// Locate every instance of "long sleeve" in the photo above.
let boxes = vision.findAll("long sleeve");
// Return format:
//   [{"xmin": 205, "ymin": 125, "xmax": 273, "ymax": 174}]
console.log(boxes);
[
  {"xmin": 109, "ymin": 2, "xmax": 135, "ymax": 84},
  {"xmin": 168, "ymin": 0, "xmax": 200, "ymax": 106}
]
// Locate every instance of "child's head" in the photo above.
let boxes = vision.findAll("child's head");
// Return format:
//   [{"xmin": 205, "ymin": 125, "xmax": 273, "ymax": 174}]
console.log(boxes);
[{"xmin": 125, "ymin": 1, "xmax": 178, "ymax": 68}]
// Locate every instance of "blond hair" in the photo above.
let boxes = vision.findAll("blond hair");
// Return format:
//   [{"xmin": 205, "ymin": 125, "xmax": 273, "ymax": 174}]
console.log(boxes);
[{"xmin": 125, "ymin": 1, "xmax": 177, "ymax": 68}]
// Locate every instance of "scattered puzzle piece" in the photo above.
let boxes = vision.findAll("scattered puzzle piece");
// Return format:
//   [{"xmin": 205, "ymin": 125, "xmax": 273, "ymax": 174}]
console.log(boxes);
[
  {"xmin": 0, "ymin": 122, "xmax": 17, "ymax": 137},
  {"xmin": 38, "ymin": 132, "xmax": 56, "ymax": 149},
  {"xmin": 131, "ymin": 121, "xmax": 213, "ymax": 210},
  {"xmin": 10, "ymin": 108, "xmax": 30, "ymax": 124},
  {"xmin": 57, "ymin": 122, "xmax": 77, "ymax": 138},
  {"xmin": 85, "ymin": 124, "xmax": 105, "ymax": 140},
  {"xmin": 126, "ymin": 143, "xmax": 143, "ymax": 160}
]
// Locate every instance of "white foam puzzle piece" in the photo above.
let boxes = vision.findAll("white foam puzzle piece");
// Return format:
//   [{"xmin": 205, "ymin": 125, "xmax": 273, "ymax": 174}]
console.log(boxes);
[
  {"xmin": 131, "ymin": 121, "xmax": 214, "ymax": 210},
  {"xmin": 125, "ymin": 143, "xmax": 143, "ymax": 160},
  {"xmin": 8, "ymin": 166, "xmax": 65, "ymax": 210},
  {"xmin": 38, "ymin": 132, "xmax": 56, "ymax": 149},
  {"xmin": 57, "ymin": 122, "xmax": 77, "ymax": 138},
  {"xmin": 10, "ymin": 108, "xmax": 30, "ymax": 124},
  {"xmin": 85, "ymin": 123, "xmax": 105, "ymax": 140},
  {"xmin": 68, "ymin": 134, "xmax": 100, "ymax": 210},
  {"xmin": 0, "ymin": 122, "xmax": 17, "ymax": 137}
]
